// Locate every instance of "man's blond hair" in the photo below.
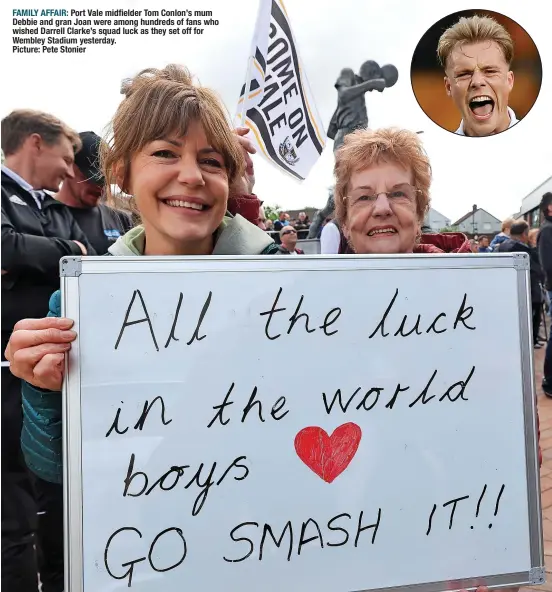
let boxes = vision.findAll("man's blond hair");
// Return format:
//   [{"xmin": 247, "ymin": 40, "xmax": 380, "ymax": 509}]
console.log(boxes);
[{"xmin": 437, "ymin": 15, "xmax": 514, "ymax": 70}]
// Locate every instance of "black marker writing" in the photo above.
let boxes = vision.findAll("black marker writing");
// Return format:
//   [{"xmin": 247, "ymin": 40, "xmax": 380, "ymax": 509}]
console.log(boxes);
[
  {"xmin": 259, "ymin": 287, "xmax": 342, "ymax": 341},
  {"xmin": 115, "ymin": 289, "xmax": 159, "ymax": 351},
  {"xmin": 105, "ymin": 404, "xmax": 129, "ymax": 437},
  {"xmin": 489, "ymin": 484, "xmax": 506, "ymax": 529},
  {"xmin": 327, "ymin": 513, "xmax": 352, "ymax": 547},
  {"xmin": 438, "ymin": 366, "xmax": 475, "ymax": 402},
  {"xmin": 297, "ymin": 519, "xmax": 324, "ymax": 555},
  {"xmin": 122, "ymin": 453, "xmax": 249, "ymax": 516},
  {"xmin": 443, "ymin": 495, "xmax": 470, "ymax": 529},
  {"xmin": 116, "ymin": 289, "xmax": 213, "ymax": 352},
  {"xmin": 426, "ymin": 313, "xmax": 447, "ymax": 334},
  {"xmin": 224, "ymin": 522, "xmax": 259, "ymax": 563},
  {"xmin": 242, "ymin": 387, "xmax": 266, "ymax": 423},
  {"xmin": 408, "ymin": 370, "xmax": 438, "ymax": 407},
  {"xmin": 355, "ymin": 509, "xmax": 382, "ymax": 546},
  {"xmin": 385, "ymin": 383, "xmax": 410, "ymax": 410},
  {"xmin": 106, "ymin": 397, "xmax": 172, "ymax": 438},
  {"xmin": 368, "ymin": 289, "xmax": 476, "ymax": 339},
  {"xmin": 223, "ymin": 508, "xmax": 382, "ymax": 563},
  {"xmin": 260, "ymin": 522, "xmax": 294, "ymax": 561},
  {"xmin": 494, "ymin": 484, "xmax": 505, "ymax": 515},
  {"xmin": 428, "ymin": 484, "xmax": 506, "ymax": 534},
  {"xmin": 453, "ymin": 293, "xmax": 476, "ymax": 331},
  {"xmin": 476, "ymin": 484, "xmax": 487, "ymax": 518},
  {"xmin": 104, "ymin": 526, "xmax": 187, "ymax": 587},
  {"xmin": 260, "ymin": 287, "xmax": 285, "ymax": 340},
  {"xmin": 369, "ymin": 288, "xmax": 398, "ymax": 338},
  {"xmin": 165, "ymin": 290, "xmax": 213, "ymax": 348},
  {"xmin": 322, "ymin": 367, "xmax": 476, "ymax": 415},
  {"xmin": 135, "ymin": 397, "xmax": 172, "ymax": 430},
  {"xmin": 207, "ymin": 382, "xmax": 235, "ymax": 427},
  {"xmin": 186, "ymin": 290, "xmax": 212, "ymax": 345},
  {"xmin": 164, "ymin": 292, "xmax": 184, "ymax": 348},
  {"xmin": 394, "ymin": 314, "xmax": 422, "ymax": 337},
  {"xmin": 289, "ymin": 296, "xmax": 317, "ymax": 334},
  {"xmin": 207, "ymin": 383, "xmax": 289, "ymax": 427},
  {"xmin": 426, "ymin": 504, "xmax": 437, "ymax": 535}
]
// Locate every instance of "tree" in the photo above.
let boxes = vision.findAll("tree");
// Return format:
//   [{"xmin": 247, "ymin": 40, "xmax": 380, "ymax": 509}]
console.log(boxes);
[
  {"xmin": 439, "ymin": 226, "xmax": 459, "ymax": 233},
  {"xmin": 263, "ymin": 204, "xmax": 282, "ymax": 221}
]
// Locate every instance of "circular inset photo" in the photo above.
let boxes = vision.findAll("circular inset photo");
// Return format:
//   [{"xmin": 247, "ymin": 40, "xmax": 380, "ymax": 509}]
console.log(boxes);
[{"xmin": 411, "ymin": 10, "xmax": 542, "ymax": 137}]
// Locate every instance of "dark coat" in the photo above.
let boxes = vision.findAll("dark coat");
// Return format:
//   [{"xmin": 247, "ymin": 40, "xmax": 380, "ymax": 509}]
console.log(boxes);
[
  {"xmin": 1, "ymin": 171, "xmax": 95, "ymax": 349},
  {"xmin": 497, "ymin": 238, "xmax": 542, "ymax": 303}
]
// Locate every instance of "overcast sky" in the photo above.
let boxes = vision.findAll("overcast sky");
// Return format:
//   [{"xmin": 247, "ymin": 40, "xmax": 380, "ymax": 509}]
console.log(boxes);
[{"xmin": 3, "ymin": 0, "xmax": 551, "ymax": 222}]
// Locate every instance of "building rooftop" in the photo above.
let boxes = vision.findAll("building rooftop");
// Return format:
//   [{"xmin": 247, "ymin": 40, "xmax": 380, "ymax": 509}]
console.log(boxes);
[{"xmin": 452, "ymin": 207, "xmax": 501, "ymax": 227}]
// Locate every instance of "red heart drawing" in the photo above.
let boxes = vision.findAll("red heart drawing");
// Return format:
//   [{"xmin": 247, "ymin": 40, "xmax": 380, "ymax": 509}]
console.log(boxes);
[{"xmin": 294, "ymin": 423, "xmax": 362, "ymax": 483}]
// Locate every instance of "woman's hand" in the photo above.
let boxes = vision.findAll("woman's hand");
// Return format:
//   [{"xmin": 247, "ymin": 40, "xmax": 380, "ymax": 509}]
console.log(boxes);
[
  {"xmin": 234, "ymin": 126, "xmax": 256, "ymax": 158},
  {"xmin": 5, "ymin": 317, "xmax": 77, "ymax": 391},
  {"xmin": 232, "ymin": 127, "xmax": 256, "ymax": 195}
]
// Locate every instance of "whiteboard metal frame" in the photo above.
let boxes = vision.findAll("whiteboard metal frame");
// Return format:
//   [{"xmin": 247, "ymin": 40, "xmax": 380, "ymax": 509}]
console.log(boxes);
[{"xmin": 61, "ymin": 252, "xmax": 544, "ymax": 592}]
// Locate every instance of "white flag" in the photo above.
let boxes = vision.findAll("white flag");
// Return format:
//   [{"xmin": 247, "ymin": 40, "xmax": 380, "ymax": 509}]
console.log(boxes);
[{"xmin": 237, "ymin": 0, "xmax": 326, "ymax": 181}]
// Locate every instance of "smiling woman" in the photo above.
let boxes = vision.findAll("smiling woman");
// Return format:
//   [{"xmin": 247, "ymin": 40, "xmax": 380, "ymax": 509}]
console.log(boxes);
[
  {"xmin": 5, "ymin": 64, "xmax": 282, "ymax": 491},
  {"xmin": 334, "ymin": 127, "xmax": 470, "ymax": 255},
  {"xmin": 99, "ymin": 64, "xmax": 277, "ymax": 257}
]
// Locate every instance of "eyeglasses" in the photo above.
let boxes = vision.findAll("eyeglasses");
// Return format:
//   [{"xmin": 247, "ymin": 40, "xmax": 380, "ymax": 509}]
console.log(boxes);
[
  {"xmin": 345, "ymin": 183, "xmax": 421, "ymax": 207},
  {"xmin": 282, "ymin": 229, "xmax": 296, "ymax": 235}
]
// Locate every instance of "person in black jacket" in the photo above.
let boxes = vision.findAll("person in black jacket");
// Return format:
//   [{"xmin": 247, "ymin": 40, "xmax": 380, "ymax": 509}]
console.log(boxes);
[
  {"xmin": 1, "ymin": 109, "xmax": 94, "ymax": 592},
  {"xmin": 497, "ymin": 219, "xmax": 543, "ymax": 345},
  {"xmin": 539, "ymin": 192, "xmax": 552, "ymax": 397},
  {"xmin": 54, "ymin": 131, "xmax": 133, "ymax": 254},
  {"xmin": 529, "ymin": 228, "xmax": 546, "ymax": 348}
]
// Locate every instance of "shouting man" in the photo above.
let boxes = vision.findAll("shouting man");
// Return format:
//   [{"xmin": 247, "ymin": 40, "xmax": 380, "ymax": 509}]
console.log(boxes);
[{"xmin": 437, "ymin": 15, "xmax": 517, "ymax": 137}]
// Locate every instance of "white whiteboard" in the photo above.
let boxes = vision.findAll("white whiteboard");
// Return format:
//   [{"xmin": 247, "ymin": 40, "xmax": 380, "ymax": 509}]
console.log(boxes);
[{"xmin": 61, "ymin": 253, "xmax": 544, "ymax": 592}]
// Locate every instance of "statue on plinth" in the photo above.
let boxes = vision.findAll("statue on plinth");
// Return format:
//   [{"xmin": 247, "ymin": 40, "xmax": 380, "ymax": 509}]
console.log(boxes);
[{"xmin": 308, "ymin": 61, "xmax": 398, "ymax": 239}]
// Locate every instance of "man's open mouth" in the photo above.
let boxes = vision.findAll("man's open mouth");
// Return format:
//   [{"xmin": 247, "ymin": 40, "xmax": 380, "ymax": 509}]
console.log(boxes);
[
  {"xmin": 162, "ymin": 199, "xmax": 210, "ymax": 211},
  {"xmin": 469, "ymin": 95, "xmax": 494, "ymax": 120}
]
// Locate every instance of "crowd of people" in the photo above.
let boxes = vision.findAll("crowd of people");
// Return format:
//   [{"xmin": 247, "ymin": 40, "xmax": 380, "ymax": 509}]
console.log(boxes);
[
  {"xmin": 1, "ymin": 62, "xmax": 551, "ymax": 592},
  {"xmin": 488, "ymin": 216, "xmax": 551, "ymax": 355},
  {"xmin": 466, "ymin": 216, "xmax": 552, "ymax": 351}
]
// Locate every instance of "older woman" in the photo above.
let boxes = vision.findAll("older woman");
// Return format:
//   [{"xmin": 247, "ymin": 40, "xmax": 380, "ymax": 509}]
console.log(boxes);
[{"xmin": 333, "ymin": 127, "xmax": 470, "ymax": 255}]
